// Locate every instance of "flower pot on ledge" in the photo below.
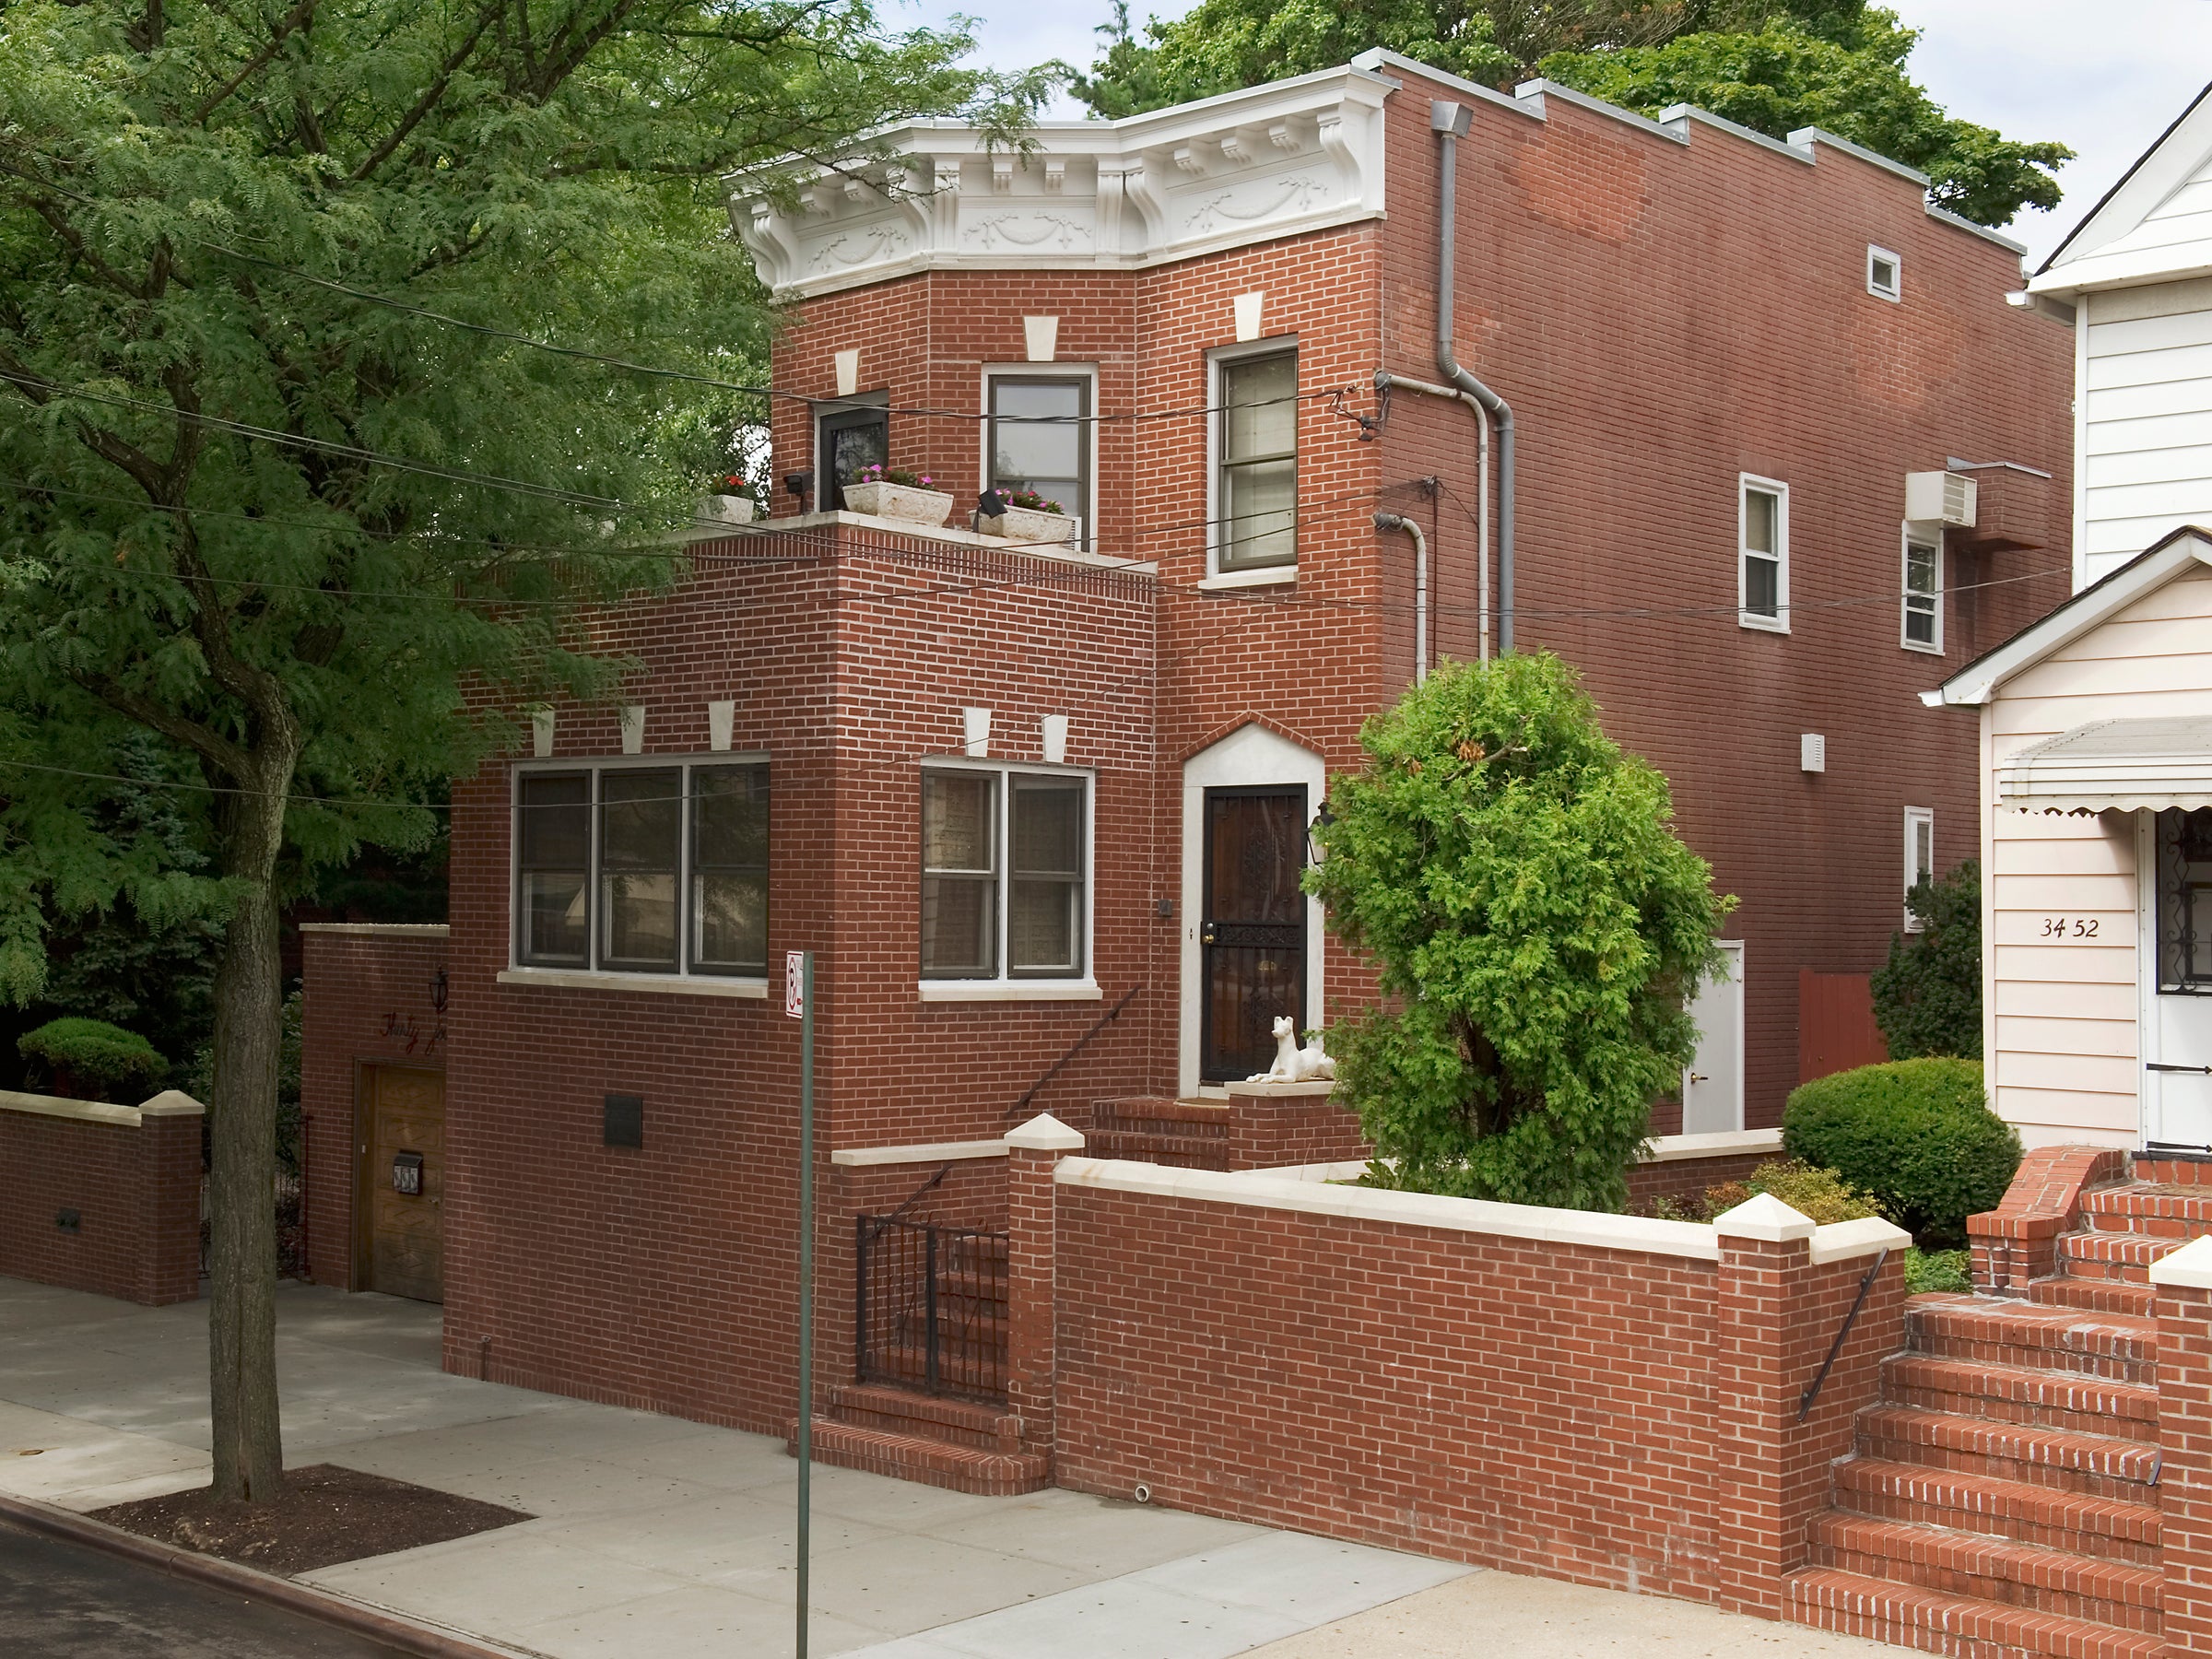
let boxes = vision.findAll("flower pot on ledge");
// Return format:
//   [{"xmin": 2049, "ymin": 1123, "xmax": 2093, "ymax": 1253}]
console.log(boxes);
[
  {"xmin": 698, "ymin": 494, "xmax": 756, "ymax": 527},
  {"xmin": 978, "ymin": 506, "xmax": 1081, "ymax": 547},
  {"xmin": 844, "ymin": 481, "xmax": 955, "ymax": 527}
]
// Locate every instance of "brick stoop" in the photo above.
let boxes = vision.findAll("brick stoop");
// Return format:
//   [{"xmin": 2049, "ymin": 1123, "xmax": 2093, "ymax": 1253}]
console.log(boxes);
[
  {"xmin": 1087, "ymin": 1096, "xmax": 1230, "ymax": 1170},
  {"xmin": 1786, "ymin": 1567, "xmax": 2165, "ymax": 1659},
  {"xmin": 786, "ymin": 1415, "xmax": 1051, "ymax": 1496}
]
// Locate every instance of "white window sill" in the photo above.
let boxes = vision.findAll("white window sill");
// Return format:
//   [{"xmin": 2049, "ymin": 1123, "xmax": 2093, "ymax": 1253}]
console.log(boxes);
[
  {"xmin": 918, "ymin": 980, "xmax": 1103, "ymax": 1003},
  {"xmin": 1737, "ymin": 614, "xmax": 1790, "ymax": 634},
  {"xmin": 1901, "ymin": 640, "xmax": 1944, "ymax": 656},
  {"xmin": 1197, "ymin": 566, "xmax": 1297, "ymax": 592},
  {"xmin": 497, "ymin": 968, "xmax": 769, "ymax": 998}
]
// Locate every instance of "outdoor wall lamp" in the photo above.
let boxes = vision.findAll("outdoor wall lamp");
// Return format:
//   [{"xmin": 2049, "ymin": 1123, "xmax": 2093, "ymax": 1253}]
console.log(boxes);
[
  {"xmin": 1306, "ymin": 797, "xmax": 1335, "ymax": 865},
  {"xmin": 783, "ymin": 471, "xmax": 813, "ymax": 503}
]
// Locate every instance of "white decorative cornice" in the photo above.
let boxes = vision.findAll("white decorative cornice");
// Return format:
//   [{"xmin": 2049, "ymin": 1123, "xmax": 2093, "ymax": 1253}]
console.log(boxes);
[{"xmin": 725, "ymin": 65, "xmax": 1395, "ymax": 300}]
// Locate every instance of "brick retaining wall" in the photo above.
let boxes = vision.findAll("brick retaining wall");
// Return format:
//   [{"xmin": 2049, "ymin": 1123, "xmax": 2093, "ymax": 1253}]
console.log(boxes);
[{"xmin": 0, "ymin": 1089, "xmax": 203, "ymax": 1304}]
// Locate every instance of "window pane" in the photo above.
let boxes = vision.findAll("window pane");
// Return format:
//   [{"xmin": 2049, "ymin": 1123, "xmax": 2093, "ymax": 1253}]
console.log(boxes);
[
  {"xmin": 519, "ymin": 773, "xmax": 589, "ymax": 869},
  {"xmin": 1744, "ymin": 554, "xmax": 1779, "ymax": 618},
  {"xmin": 1013, "ymin": 781, "xmax": 1082, "ymax": 877},
  {"xmin": 605, "ymin": 873, "xmax": 678, "ymax": 968},
  {"xmin": 1010, "ymin": 880, "xmax": 1077, "ymax": 972},
  {"xmin": 991, "ymin": 381, "xmax": 1083, "ymax": 500},
  {"xmin": 924, "ymin": 772, "xmax": 995, "ymax": 873},
  {"xmin": 1914, "ymin": 819, "xmax": 1934, "ymax": 882},
  {"xmin": 602, "ymin": 770, "xmax": 679, "ymax": 872},
  {"xmin": 1906, "ymin": 540, "xmax": 1938, "ymax": 597},
  {"xmin": 923, "ymin": 876, "xmax": 995, "ymax": 976},
  {"xmin": 695, "ymin": 872, "xmax": 768, "ymax": 971},
  {"xmin": 523, "ymin": 873, "xmax": 588, "ymax": 965},
  {"xmin": 1222, "ymin": 457, "xmax": 1298, "ymax": 570},
  {"xmin": 694, "ymin": 766, "xmax": 768, "ymax": 870},
  {"xmin": 1745, "ymin": 488, "xmax": 1778, "ymax": 556},
  {"xmin": 1223, "ymin": 353, "xmax": 1298, "ymax": 459},
  {"xmin": 1905, "ymin": 596, "xmax": 1936, "ymax": 645}
]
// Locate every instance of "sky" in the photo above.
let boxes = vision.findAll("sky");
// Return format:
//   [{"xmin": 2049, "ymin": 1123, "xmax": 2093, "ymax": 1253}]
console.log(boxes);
[{"xmin": 891, "ymin": 0, "xmax": 2212, "ymax": 265}]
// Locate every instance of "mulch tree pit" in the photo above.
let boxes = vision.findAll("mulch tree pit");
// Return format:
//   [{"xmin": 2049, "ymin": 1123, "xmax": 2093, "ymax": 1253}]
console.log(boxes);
[{"xmin": 90, "ymin": 1464, "xmax": 532, "ymax": 1577}]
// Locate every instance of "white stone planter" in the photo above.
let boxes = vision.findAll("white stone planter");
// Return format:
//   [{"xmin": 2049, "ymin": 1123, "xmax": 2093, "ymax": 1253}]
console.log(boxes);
[
  {"xmin": 979, "ymin": 507, "xmax": 1081, "ymax": 547},
  {"xmin": 698, "ymin": 493, "xmax": 756, "ymax": 527},
  {"xmin": 844, "ymin": 481, "xmax": 955, "ymax": 526}
]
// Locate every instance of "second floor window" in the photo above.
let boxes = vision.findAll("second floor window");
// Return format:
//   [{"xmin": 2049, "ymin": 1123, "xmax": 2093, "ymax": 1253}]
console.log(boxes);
[
  {"xmin": 922, "ymin": 765, "xmax": 1088, "ymax": 981},
  {"xmin": 988, "ymin": 374, "xmax": 1089, "ymax": 543},
  {"xmin": 1902, "ymin": 532, "xmax": 1942, "ymax": 653},
  {"xmin": 516, "ymin": 762, "xmax": 769, "ymax": 976},
  {"xmin": 1217, "ymin": 348, "xmax": 1299, "ymax": 571},
  {"xmin": 1739, "ymin": 477, "xmax": 1788, "ymax": 631}
]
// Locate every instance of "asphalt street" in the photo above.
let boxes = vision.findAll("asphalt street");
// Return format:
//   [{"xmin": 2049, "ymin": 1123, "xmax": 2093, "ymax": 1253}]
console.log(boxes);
[{"xmin": 0, "ymin": 1518, "xmax": 409, "ymax": 1658}]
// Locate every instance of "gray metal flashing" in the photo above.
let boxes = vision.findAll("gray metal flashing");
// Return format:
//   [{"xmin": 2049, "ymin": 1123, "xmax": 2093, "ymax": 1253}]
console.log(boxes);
[
  {"xmin": 1787, "ymin": 126, "xmax": 1931, "ymax": 188},
  {"xmin": 1514, "ymin": 78, "xmax": 1686, "ymax": 144},
  {"xmin": 1655, "ymin": 103, "xmax": 1814, "ymax": 165},
  {"xmin": 1924, "ymin": 203, "xmax": 2029, "ymax": 255},
  {"xmin": 1348, "ymin": 49, "xmax": 1536, "ymax": 119}
]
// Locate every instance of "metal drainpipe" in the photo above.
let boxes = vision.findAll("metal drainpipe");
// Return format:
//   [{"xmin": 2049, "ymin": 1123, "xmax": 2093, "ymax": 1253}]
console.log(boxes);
[
  {"xmin": 1373, "ymin": 512, "xmax": 1430, "ymax": 682},
  {"xmin": 1431, "ymin": 100, "xmax": 1516, "ymax": 654}
]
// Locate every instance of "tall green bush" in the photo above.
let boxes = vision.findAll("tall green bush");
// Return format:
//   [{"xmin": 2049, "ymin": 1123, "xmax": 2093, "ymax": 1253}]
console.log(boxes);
[
  {"xmin": 1871, "ymin": 859, "xmax": 1982, "ymax": 1059},
  {"xmin": 1783, "ymin": 1058, "xmax": 2018, "ymax": 1245},
  {"xmin": 1309, "ymin": 652, "xmax": 1730, "ymax": 1212},
  {"xmin": 18, "ymin": 1017, "xmax": 167, "ymax": 1102}
]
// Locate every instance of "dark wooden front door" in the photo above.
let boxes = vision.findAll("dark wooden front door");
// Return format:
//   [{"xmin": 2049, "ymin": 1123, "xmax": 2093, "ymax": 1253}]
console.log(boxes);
[
  {"xmin": 358, "ymin": 1065, "xmax": 444, "ymax": 1303},
  {"xmin": 1201, "ymin": 786, "xmax": 1308, "ymax": 1082}
]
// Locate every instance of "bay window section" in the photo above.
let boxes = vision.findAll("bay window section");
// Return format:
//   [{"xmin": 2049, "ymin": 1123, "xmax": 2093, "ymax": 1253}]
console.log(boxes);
[
  {"xmin": 1216, "ymin": 349, "xmax": 1299, "ymax": 571},
  {"xmin": 922, "ymin": 765, "xmax": 1090, "ymax": 984},
  {"xmin": 512, "ymin": 761, "xmax": 770, "ymax": 980}
]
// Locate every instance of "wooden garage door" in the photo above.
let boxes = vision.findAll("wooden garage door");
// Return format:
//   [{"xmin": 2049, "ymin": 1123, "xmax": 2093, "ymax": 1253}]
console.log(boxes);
[{"xmin": 359, "ymin": 1065, "xmax": 444, "ymax": 1303}]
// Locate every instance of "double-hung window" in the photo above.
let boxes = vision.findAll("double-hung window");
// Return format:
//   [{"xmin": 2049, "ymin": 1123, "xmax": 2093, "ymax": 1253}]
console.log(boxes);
[
  {"xmin": 987, "ymin": 374, "xmax": 1090, "ymax": 545},
  {"xmin": 1215, "ymin": 348, "xmax": 1299, "ymax": 573},
  {"xmin": 1739, "ymin": 476, "xmax": 1789, "ymax": 631},
  {"xmin": 1902, "ymin": 530, "xmax": 1942, "ymax": 653},
  {"xmin": 1902, "ymin": 806, "xmax": 1934, "ymax": 932},
  {"xmin": 515, "ymin": 761, "xmax": 770, "ymax": 977},
  {"xmin": 921, "ymin": 765, "xmax": 1088, "ymax": 982}
]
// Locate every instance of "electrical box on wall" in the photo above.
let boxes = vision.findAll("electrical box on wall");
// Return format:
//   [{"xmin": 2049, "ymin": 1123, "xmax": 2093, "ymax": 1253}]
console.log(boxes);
[
  {"xmin": 1801, "ymin": 734, "xmax": 1827, "ymax": 773},
  {"xmin": 1904, "ymin": 471, "xmax": 1977, "ymax": 527}
]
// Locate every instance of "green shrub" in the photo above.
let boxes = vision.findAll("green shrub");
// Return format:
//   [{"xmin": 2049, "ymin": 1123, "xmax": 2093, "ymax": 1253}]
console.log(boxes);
[
  {"xmin": 1741, "ymin": 1158, "xmax": 1888, "ymax": 1225},
  {"xmin": 1784, "ymin": 1058, "xmax": 2018, "ymax": 1246},
  {"xmin": 1906, "ymin": 1247, "xmax": 1971, "ymax": 1294},
  {"xmin": 18, "ymin": 1017, "xmax": 168, "ymax": 1102},
  {"xmin": 1872, "ymin": 859, "xmax": 1982, "ymax": 1059}
]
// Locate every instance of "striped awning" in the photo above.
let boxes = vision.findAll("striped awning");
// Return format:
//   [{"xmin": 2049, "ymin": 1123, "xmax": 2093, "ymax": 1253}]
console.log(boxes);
[{"xmin": 1998, "ymin": 716, "xmax": 2212, "ymax": 813}]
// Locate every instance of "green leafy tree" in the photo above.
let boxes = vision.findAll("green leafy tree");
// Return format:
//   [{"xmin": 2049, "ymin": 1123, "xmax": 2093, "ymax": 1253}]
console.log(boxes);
[
  {"xmin": 1309, "ymin": 653, "xmax": 1729, "ymax": 1211},
  {"xmin": 0, "ymin": 0, "xmax": 1033, "ymax": 1504},
  {"xmin": 1871, "ymin": 858, "xmax": 1982, "ymax": 1059},
  {"xmin": 1073, "ymin": 2, "xmax": 2067, "ymax": 227}
]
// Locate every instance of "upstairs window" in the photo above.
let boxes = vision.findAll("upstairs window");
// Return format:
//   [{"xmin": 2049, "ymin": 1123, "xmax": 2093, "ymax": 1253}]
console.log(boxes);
[
  {"xmin": 516, "ymin": 762, "xmax": 770, "ymax": 977},
  {"xmin": 987, "ymin": 374, "xmax": 1090, "ymax": 546},
  {"xmin": 817, "ymin": 397, "xmax": 888, "ymax": 512},
  {"xmin": 921, "ymin": 765, "xmax": 1089, "ymax": 982},
  {"xmin": 1867, "ymin": 245, "xmax": 1902, "ymax": 301},
  {"xmin": 1739, "ymin": 477, "xmax": 1789, "ymax": 631},
  {"xmin": 1215, "ymin": 348, "xmax": 1299, "ymax": 572},
  {"xmin": 1903, "ymin": 806, "xmax": 1934, "ymax": 932},
  {"xmin": 1902, "ymin": 530, "xmax": 1943, "ymax": 653}
]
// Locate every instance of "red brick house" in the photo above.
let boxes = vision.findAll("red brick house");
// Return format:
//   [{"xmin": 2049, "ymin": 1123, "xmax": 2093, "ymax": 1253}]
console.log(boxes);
[{"xmin": 300, "ymin": 52, "xmax": 2071, "ymax": 1455}]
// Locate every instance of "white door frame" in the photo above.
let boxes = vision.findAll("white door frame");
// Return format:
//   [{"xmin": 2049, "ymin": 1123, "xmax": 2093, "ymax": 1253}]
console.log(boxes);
[
  {"xmin": 1180, "ymin": 724, "xmax": 1326, "ymax": 1098},
  {"xmin": 2137, "ymin": 811, "xmax": 2159, "ymax": 1148}
]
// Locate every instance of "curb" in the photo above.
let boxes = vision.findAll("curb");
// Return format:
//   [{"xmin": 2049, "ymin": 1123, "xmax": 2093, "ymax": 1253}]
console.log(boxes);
[{"xmin": 0, "ymin": 1491, "xmax": 541, "ymax": 1659}]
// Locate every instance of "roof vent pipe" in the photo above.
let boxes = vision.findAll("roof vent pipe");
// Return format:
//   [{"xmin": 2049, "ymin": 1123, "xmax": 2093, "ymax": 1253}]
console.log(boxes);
[{"xmin": 1430, "ymin": 100, "xmax": 1516, "ymax": 654}]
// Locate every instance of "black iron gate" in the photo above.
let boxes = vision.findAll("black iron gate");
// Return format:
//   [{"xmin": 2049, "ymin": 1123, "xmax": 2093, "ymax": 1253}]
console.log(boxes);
[{"xmin": 854, "ymin": 1217, "xmax": 1008, "ymax": 1403}]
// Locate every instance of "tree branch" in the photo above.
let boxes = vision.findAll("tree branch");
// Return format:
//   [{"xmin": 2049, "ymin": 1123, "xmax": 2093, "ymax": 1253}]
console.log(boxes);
[
  {"xmin": 347, "ymin": 4, "xmax": 500, "ymax": 183},
  {"xmin": 194, "ymin": 0, "xmax": 321, "ymax": 125}
]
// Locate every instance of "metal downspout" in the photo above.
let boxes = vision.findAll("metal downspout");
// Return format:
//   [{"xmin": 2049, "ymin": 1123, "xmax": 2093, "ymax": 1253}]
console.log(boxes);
[
  {"xmin": 1373, "ymin": 513, "xmax": 1430, "ymax": 682},
  {"xmin": 1431, "ymin": 100, "xmax": 1516, "ymax": 654}
]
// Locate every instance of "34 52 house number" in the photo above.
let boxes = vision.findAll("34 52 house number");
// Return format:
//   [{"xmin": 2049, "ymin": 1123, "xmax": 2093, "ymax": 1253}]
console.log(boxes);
[{"xmin": 2040, "ymin": 917, "xmax": 2100, "ymax": 938}]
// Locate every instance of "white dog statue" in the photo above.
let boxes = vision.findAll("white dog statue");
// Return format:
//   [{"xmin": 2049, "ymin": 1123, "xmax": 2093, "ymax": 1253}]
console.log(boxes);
[{"xmin": 1249, "ymin": 1016, "xmax": 1336, "ymax": 1084}]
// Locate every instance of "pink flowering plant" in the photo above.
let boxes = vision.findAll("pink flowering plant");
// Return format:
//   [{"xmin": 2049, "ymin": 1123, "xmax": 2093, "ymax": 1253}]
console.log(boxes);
[
  {"xmin": 1003, "ymin": 488, "xmax": 1065, "ymax": 514},
  {"xmin": 856, "ymin": 462, "xmax": 938, "ymax": 489}
]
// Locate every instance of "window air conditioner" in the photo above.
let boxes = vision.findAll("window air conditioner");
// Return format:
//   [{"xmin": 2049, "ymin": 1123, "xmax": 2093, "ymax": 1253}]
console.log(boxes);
[{"xmin": 1904, "ymin": 470, "xmax": 1977, "ymax": 528}]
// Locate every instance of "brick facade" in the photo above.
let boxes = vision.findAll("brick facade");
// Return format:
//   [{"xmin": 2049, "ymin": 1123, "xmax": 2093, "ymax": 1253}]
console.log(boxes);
[{"xmin": 0, "ymin": 1092, "xmax": 202, "ymax": 1305}]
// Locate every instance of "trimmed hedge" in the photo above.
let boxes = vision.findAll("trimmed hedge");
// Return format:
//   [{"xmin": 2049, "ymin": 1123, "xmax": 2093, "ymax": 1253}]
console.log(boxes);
[
  {"xmin": 18, "ymin": 1017, "xmax": 168, "ymax": 1102},
  {"xmin": 1783, "ymin": 1058, "xmax": 2018, "ymax": 1247}
]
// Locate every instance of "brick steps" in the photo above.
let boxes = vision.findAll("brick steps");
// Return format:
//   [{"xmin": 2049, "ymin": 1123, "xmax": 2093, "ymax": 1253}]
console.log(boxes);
[
  {"xmin": 1907, "ymin": 1296, "xmax": 2157, "ymax": 1382},
  {"xmin": 2054, "ymin": 1230, "xmax": 2177, "ymax": 1284},
  {"xmin": 1786, "ymin": 1568, "xmax": 2165, "ymax": 1659},
  {"xmin": 1878, "ymin": 1356, "xmax": 2158, "ymax": 1441},
  {"xmin": 2030, "ymin": 1278, "xmax": 2157, "ymax": 1319},
  {"xmin": 828, "ymin": 1383, "xmax": 1022, "ymax": 1453},
  {"xmin": 1853, "ymin": 1407, "xmax": 2158, "ymax": 1500},
  {"xmin": 786, "ymin": 1417, "xmax": 1049, "ymax": 1496},
  {"xmin": 1806, "ymin": 1515, "xmax": 2162, "ymax": 1631},
  {"xmin": 1830, "ymin": 1458, "xmax": 2160, "ymax": 1563}
]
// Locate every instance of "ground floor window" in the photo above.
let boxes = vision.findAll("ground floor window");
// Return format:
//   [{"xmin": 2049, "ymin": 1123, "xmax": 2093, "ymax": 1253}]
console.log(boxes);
[
  {"xmin": 921, "ymin": 764, "xmax": 1088, "ymax": 982},
  {"xmin": 516, "ymin": 761, "xmax": 769, "ymax": 976},
  {"xmin": 2159, "ymin": 806, "xmax": 2212, "ymax": 994}
]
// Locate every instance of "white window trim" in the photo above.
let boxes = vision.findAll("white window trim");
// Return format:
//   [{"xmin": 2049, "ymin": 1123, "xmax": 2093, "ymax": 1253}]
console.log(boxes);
[
  {"xmin": 1866, "ymin": 244, "xmax": 1902, "ymax": 301},
  {"xmin": 1902, "ymin": 806, "xmax": 1935, "ymax": 932},
  {"xmin": 1737, "ymin": 474, "xmax": 1790, "ymax": 633},
  {"xmin": 919, "ymin": 753, "xmax": 1096, "ymax": 997},
  {"xmin": 1900, "ymin": 523, "xmax": 1944, "ymax": 654},
  {"xmin": 978, "ymin": 363, "xmax": 1099, "ymax": 554},
  {"xmin": 1206, "ymin": 335, "xmax": 1300, "ymax": 582},
  {"xmin": 509, "ymin": 751, "xmax": 771, "ymax": 987}
]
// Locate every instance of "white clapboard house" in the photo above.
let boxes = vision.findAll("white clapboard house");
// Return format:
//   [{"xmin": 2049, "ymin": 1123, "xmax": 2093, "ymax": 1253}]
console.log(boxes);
[{"xmin": 1927, "ymin": 83, "xmax": 2212, "ymax": 1151}]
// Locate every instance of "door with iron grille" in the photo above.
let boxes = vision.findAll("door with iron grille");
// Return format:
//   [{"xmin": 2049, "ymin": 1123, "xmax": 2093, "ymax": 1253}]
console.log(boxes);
[
  {"xmin": 1201, "ymin": 786, "xmax": 1307, "ymax": 1082},
  {"xmin": 2150, "ymin": 807, "xmax": 2212, "ymax": 1150}
]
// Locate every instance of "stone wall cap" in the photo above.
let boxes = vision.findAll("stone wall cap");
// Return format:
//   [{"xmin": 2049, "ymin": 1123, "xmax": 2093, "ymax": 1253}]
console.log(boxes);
[
  {"xmin": 135, "ymin": 1089, "xmax": 206, "ymax": 1118},
  {"xmin": 1713, "ymin": 1193, "xmax": 1818, "ymax": 1241},
  {"xmin": 1639, "ymin": 1127, "xmax": 1783, "ymax": 1163},
  {"xmin": 2150, "ymin": 1233, "xmax": 2212, "ymax": 1291},
  {"xmin": 0, "ymin": 1088, "xmax": 144, "ymax": 1127},
  {"xmin": 299, "ymin": 922, "xmax": 452, "ymax": 937},
  {"xmin": 831, "ymin": 1138, "xmax": 1006, "ymax": 1167},
  {"xmin": 1222, "ymin": 1080, "xmax": 1339, "ymax": 1098},
  {"xmin": 1006, "ymin": 1112, "xmax": 1086, "ymax": 1151},
  {"xmin": 1808, "ymin": 1215, "xmax": 1912, "ymax": 1264}
]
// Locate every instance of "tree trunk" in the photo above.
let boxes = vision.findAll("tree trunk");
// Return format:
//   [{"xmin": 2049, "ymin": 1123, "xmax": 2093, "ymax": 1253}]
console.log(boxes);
[{"xmin": 206, "ymin": 765, "xmax": 295, "ymax": 1503}]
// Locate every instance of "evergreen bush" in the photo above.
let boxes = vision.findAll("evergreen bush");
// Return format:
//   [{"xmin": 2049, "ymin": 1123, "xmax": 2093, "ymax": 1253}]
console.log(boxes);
[
  {"xmin": 18, "ymin": 1017, "xmax": 168, "ymax": 1102},
  {"xmin": 1871, "ymin": 859, "xmax": 1982, "ymax": 1059},
  {"xmin": 1783, "ymin": 1058, "xmax": 2018, "ymax": 1245}
]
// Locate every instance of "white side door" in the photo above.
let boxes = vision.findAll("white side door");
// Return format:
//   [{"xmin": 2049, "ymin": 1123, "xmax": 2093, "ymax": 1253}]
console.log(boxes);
[
  {"xmin": 1682, "ymin": 941, "xmax": 1746, "ymax": 1135},
  {"xmin": 2147, "ymin": 811, "xmax": 2212, "ymax": 1150}
]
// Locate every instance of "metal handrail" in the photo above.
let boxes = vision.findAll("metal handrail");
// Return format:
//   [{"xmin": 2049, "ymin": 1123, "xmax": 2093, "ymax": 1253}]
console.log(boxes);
[{"xmin": 1798, "ymin": 1247, "xmax": 1889, "ymax": 1422}]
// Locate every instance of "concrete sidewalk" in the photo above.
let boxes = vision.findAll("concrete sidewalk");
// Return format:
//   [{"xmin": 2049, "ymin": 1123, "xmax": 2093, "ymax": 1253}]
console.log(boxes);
[{"xmin": 0, "ymin": 1277, "xmax": 1892, "ymax": 1658}]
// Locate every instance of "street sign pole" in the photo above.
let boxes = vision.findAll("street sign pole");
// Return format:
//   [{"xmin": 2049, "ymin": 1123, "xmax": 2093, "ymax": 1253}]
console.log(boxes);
[{"xmin": 790, "ymin": 949, "xmax": 815, "ymax": 1659}]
